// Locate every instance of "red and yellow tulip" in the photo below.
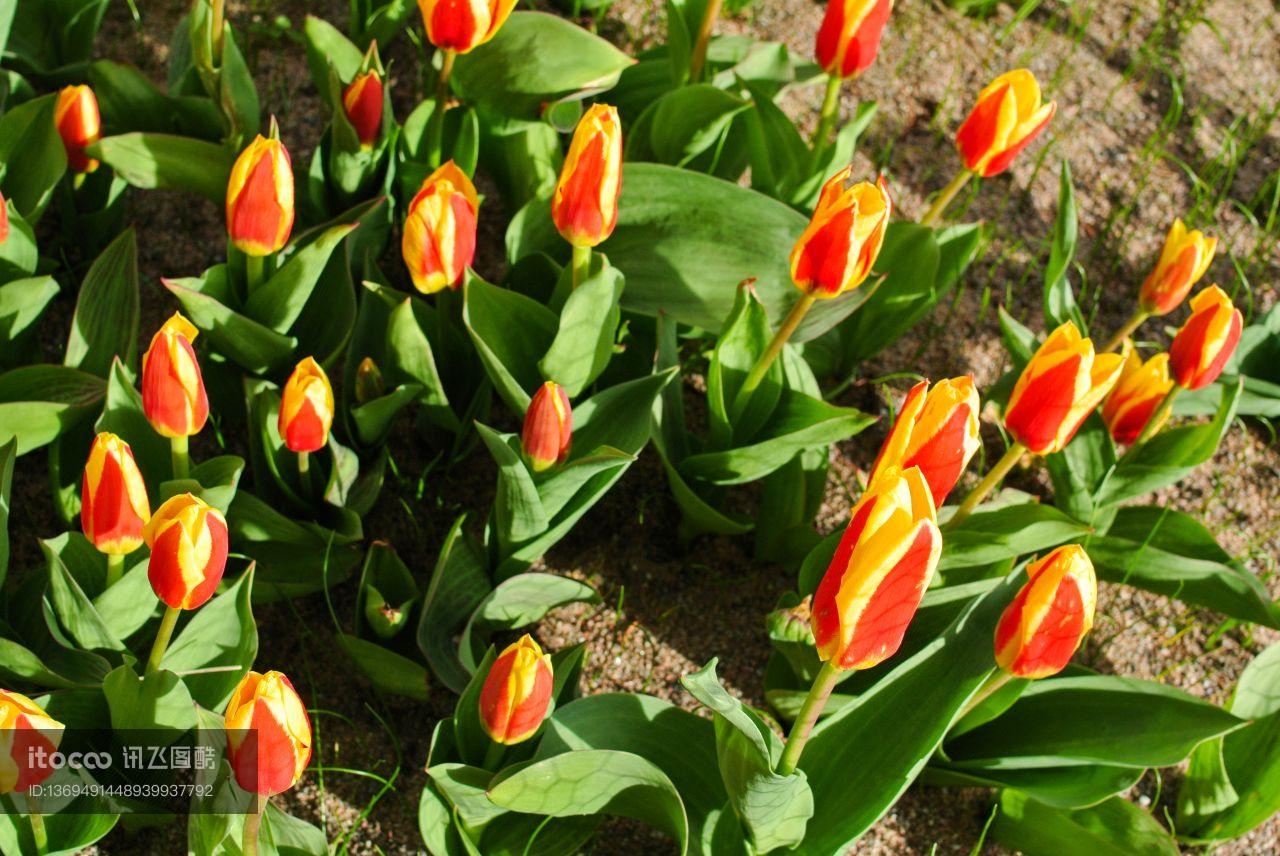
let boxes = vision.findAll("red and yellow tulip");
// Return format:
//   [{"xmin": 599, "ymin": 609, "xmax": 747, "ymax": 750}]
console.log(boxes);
[
  {"xmin": 522, "ymin": 381, "xmax": 572, "ymax": 472},
  {"xmin": 417, "ymin": 0, "xmax": 517, "ymax": 53},
  {"xmin": 55, "ymin": 85, "xmax": 101, "ymax": 174},
  {"xmin": 142, "ymin": 313, "xmax": 209, "ymax": 439},
  {"xmin": 0, "ymin": 190, "xmax": 9, "ymax": 244},
  {"xmin": 815, "ymin": 0, "xmax": 893, "ymax": 80},
  {"xmin": 1003, "ymin": 323, "xmax": 1125, "ymax": 455},
  {"xmin": 790, "ymin": 170, "xmax": 891, "ymax": 298},
  {"xmin": 811, "ymin": 466, "xmax": 942, "ymax": 670},
  {"xmin": 1169, "ymin": 286, "xmax": 1243, "ymax": 391},
  {"xmin": 143, "ymin": 493, "xmax": 229, "ymax": 611},
  {"xmin": 955, "ymin": 69, "xmax": 1056, "ymax": 178},
  {"xmin": 81, "ymin": 433, "xmax": 151, "ymax": 556},
  {"xmin": 343, "ymin": 70, "xmax": 384, "ymax": 149},
  {"xmin": 552, "ymin": 105, "xmax": 623, "ymax": 249},
  {"xmin": 1101, "ymin": 350, "xmax": 1173, "ymax": 445},
  {"xmin": 1138, "ymin": 220, "xmax": 1216, "ymax": 316},
  {"xmin": 870, "ymin": 377, "xmax": 981, "ymax": 506},
  {"xmin": 226, "ymin": 134, "xmax": 295, "ymax": 257},
  {"xmin": 0, "ymin": 690, "xmax": 64, "ymax": 794},
  {"xmin": 225, "ymin": 670, "xmax": 312, "ymax": 796},
  {"xmin": 479, "ymin": 635, "xmax": 554, "ymax": 745},
  {"xmin": 278, "ymin": 357, "xmax": 334, "ymax": 454},
  {"xmin": 994, "ymin": 545, "xmax": 1096, "ymax": 679},
  {"xmin": 401, "ymin": 161, "xmax": 478, "ymax": 294}
]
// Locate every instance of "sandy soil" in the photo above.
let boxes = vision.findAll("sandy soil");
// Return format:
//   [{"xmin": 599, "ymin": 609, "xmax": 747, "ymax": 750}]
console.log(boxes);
[{"xmin": 7, "ymin": 0, "xmax": 1279, "ymax": 853}]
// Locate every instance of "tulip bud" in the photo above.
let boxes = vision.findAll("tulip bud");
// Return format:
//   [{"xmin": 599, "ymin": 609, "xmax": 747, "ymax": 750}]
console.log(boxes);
[
  {"xmin": 767, "ymin": 596, "xmax": 816, "ymax": 647},
  {"xmin": 551, "ymin": 104, "xmax": 623, "ymax": 249},
  {"xmin": 811, "ymin": 466, "xmax": 942, "ymax": 670},
  {"xmin": 1138, "ymin": 220, "xmax": 1216, "ymax": 316},
  {"xmin": 354, "ymin": 357, "xmax": 385, "ymax": 405},
  {"xmin": 226, "ymin": 134, "xmax": 295, "ymax": 257},
  {"xmin": 479, "ymin": 635, "xmax": 554, "ymax": 746},
  {"xmin": 522, "ymin": 381, "xmax": 572, "ymax": 472},
  {"xmin": 994, "ymin": 545, "xmax": 1096, "ymax": 679},
  {"xmin": 81, "ymin": 433, "xmax": 151, "ymax": 556},
  {"xmin": 0, "ymin": 690, "xmax": 64, "ymax": 794},
  {"xmin": 55, "ymin": 85, "xmax": 101, "ymax": 174},
  {"xmin": 418, "ymin": 0, "xmax": 518, "ymax": 53},
  {"xmin": 869, "ymin": 377, "xmax": 981, "ymax": 506},
  {"xmin": 225, "ymin": 670, "xmax": 312, "ymax": 796},
  {"xmin": 1101, "ymin": 350, "xmax": 1173, "ymax": 445},
  {"xmin": 790, "ymin": 170, "xmax": 891, "ymax": 298},
  {"xmin": 142, "ymin": 313, "xmax": 210, "ymax": 439},
  {"xmin": 0, "ymin": 190, "xmax": 10, "ymax": 244},
  {"xmin": 143, "ymin": 493, "xmax": 229, "ymax": 610},
  {"xmin": 1004, "ymin": 322, "xmax": 1125, "ymax": 455},
  {"xmin": 1169, "ymin": 285, "xmax": 1243, "ymax": 391},
  {"xmin": 343, "ymin": 70, "xmax": 384, "ymax": 148},
  {"xmin": 401, "ymin": 161, "xmax": 478, "ymax": 294},
  {"xmin": 278, "ymin": 357, "xmax": 334, "ymax": 453},
  {"xmin": 815, "ymin": 0, "xmax": 893, "ymax": 80},
  {"xmin": 955, "ymin": 69, "xmax": 1056, "ymax": 178}
]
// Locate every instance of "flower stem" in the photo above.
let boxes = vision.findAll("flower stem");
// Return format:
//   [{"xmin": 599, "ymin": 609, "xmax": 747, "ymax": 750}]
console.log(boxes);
[
  {"xmin": 1131, "ymin": 385, "xmax": 1181, "ymax": 447},
  {"xmin": 483, "ymin": 739, "xmax": 506, "ymax": 771},
  {"xmin": 808, "ymin": 75, "xmax": 844, "ymax": 172},
  {"xmin": 949, "ymin": 442, "xmax": 1026, "ymax": 527},
  {"xmin": 571, "ymin": 244, "xmax": 592, "ymax": 291},
  {"xmin": 211, "ymin": 0, "xmax": 225, "ymax": 57},
  {"xmin": 106, "ymin": 553, "xmax": 126, "ymax": 588},
  {"xmin": 428, "ymin": 49, "xmax": 456, "ymax": 167},
  {"xmin": 242, "ymin": 794, "xmax": 266, "ymax": 856},
  {"xmin": 245, "ymin": 254, "xmax": 265, "ymax": 293},
  {"xmin": 953, "ymin": 669, "xmax": 1012, "ymax": 724},
  {"xmin": 777, "ymin": 660, "xmax": 842, "ymax": 775},
  {"xmin": 732, "ymin": 294, "xmax": 817, "ymax": 413},
  {"xmin": 298, "ymin": 451, "xmax": 310, "ymax": 477},
  {"xmin": 1102, "ymin": 309, "xmax": 1150, "ymax": 353},
  {"xmin": 920, "ymin": 169, "xmax": 974, "ymax": 227},
  {"xmin": 688, "ymin": 0, "xmax": 724, "ymax": 82},
  {"xmin": 25, "ymin": 792, "xmax": 47, "ymax": 855},
  {"xmin": 171, "ymin": 436, "xmax": 190, "ymax": 480},
  {"xmin": 146, "ymin": 606, "xmax": 181, "ymax": 676}
]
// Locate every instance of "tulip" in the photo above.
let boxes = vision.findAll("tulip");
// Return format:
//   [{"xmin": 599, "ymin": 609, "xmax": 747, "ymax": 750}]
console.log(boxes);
[
  {"xmin": 1138, "ymin": 219, "xmax": 1216, "ymax": 317},
  {"xmin": 994, "ymin": 545, "xmax": 1096, "ymax": 679},
  {"xmin": 418, "ymin": 0, "xmax": 517, "ymax": 53},
  {"xmin": 343, "ymin": 70, "xmax": 384, "ymax": 149},
  {"xmin": 815, "ymin": 0, "xmax": 893, "ymax": 80},
  {"xmin": 869, "ymin": 377, "xmax": 981, "ymax": 506},
  {"xmin": 0, "ymin": 690, "xmax": 64, "ymax": 795},
  {"xmin": 401, "ymin": 161, "xmax": 478, "ymax": 294},
  {"xmin": 81, "ymin": 433, "xmax": 151, "ymax": 587},
  {"xmin": 790, "ymin": 170, "xmax": 891, "ymax": 299},
  {"xmin": 278, "ymin": 357, "xmax": 334, "ymax": 457},
  {"xmin": 141, "ymin": 313, "xmax": 209, "ymax": 450},
  {"xmin": 522, "ymin": 381, "xmax": 572, "ymax": 472},
  {"xmin": 551, "ymin": 104, "xmax": 624, "ymax": 257},
  {"xmin": 0, "ymin": 190, "xmax": 9, "ymax": 244},
  {"xmin": 55, "ymin": 85, "xmax": 101, "ymax": 174},
  {"xmin": 144, "ymin": 493, "xmax": 229, "ymax": 612},
  {"xmin": 1101, "ymin": 350, "xmax": 1172, "ymax": 445},
  {"xmin": 354, "ymin": 357, "xmax": 385, "ymax": 405},
  {"xmin": 226, "ymin": 134, "xmax": 295, "ymax": 259},
  {"xmin": 955, "ymin": 69, "xmax": 1056, "ymax": 178},
  {"xmin": 479, "ymin": 635, "xmax": 554, "ymax": 747},
  {"xmin": 225, "ymin": 670, "xmax": 312, "ymax": 797},
  {"xmin": 1169, "ymin": 285, "xmax": 1243, "ymax": 392}
]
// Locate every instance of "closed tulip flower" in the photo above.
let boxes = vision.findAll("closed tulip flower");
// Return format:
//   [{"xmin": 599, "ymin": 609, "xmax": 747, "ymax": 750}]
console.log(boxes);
[
  {"xmin": 343, "ymin": 70, "xmax": 384, "ymax": 149},
  {"xmin": 811, "ymin": 466, "xmax": 942, "ymax": 671},
  {"xmin": 1138, "ymin": 220, "xmax": 1216, "ymax": 316},
  {"xmin": 0, "ymin": 690, "xmax": 64, "ymax": 794},
  {"xmin": 278, "ymin": 357, "xmax": 334, "ymax": 454},
  {"xmin": 994, "ymin": 545, "xmax": 1096, "ymax": 679},
  {"xmin": 870, "ymin": 377, "xmax": 981, "ymax": 506},
  {"xmin": 522, "ymin": 381, "xmax": 572, "ymax": 472},
  {"xmin": 401, "ymin": 161, "xmax": 478, "ymax": 294},
  {"xmin": 143, "ymin": 493, "xmax": 229, "ymax": 611},
  {"xmin": 552, "ymin": 104, "xmax": 623, "ymax": 250},
  {"xmin": 479, "ymin": 635, "xmax": 554, "ymax": 746},
  {"xmin": 1003, "ymin": 322, "xmax": 1125, "ymax": 456},
  {"xmin": 81, "ymin": 432, "xmax": 151, "ymax": 557},
  {"xmin": 226, "ymin": 134, "xmax": 295, "ymax": 258},
  {"xmin": 1101, "ymin": 350, "xmax": 1173, "ymax": 445},
  {"xmin": 791, "ymin": 169, "xmax": 891, "ymax": 298},
  {"xmin": 815, "ymin": 0, "xmax": 893, "ymax": 80},
  {"xmin": 142, "ymin": 313, "xmax": 209, "ymax": 440},
  {"xmin": 1169, "ymin": 286, "xmax": 1243, "ymax": 391},
  {"xmin": 0, "ymin": 190, "xmax": 8, "ymax": 244},
  {"xmin": 225, "ymin": 670, "xmax": 312, "ymax": 796},
  {"xmin": 955, "ymin": 69, "xmax": 1056, "ymax": 178},
  {"xmin": 55, "ymin": 85, "xmax": 101, "ymax": 174},
  {"xmin": 418, "ymin": 0, "xmax": 517, "ymax": 53}
]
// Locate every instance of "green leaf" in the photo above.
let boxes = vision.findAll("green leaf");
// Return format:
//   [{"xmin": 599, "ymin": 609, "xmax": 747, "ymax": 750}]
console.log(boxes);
[
  {"xmin": 159, "ymin": 567, "xmax": 258, "ymax": 710},
  {"xmin": 706, "ymin": 284, "xmax": 780, "ymax": 447},
  {"xmin": 88, "ymin": 59, "xmax": 222, "ymax": 139},
  {"xmin": 992, "ymin": 791, "xmax": 1179, "ymax": 856},
  {"xmin": 572, "ymin": 369, "xmax": 675, "ymax": 458},
  {"xmin": 940, "ymin": 503, "xmax": 1091, "ymax": 572},
  {"xmin": 164, "ymin": 268, "xmax": 299, "ymax": 374},
  {"xmin": 459, "ymin": 574, "xmax": 599, "ymax": 672},
  {"xmin": 629, "ymin": 85, "xmax": 748, "ymax": 167},
  {"xmin": 923, "ymin": 764, "xmax": 1144, "ymax": 810},
  {"xmin": 0, "ymin": 791, "xmax": 116, "ymax": 856},
  {"xmin": 478, "ymin": 424, "xmax": 549, "ymax": 551},
  {"xmin": 337, "ymin": 633, "xmax": 431, "ymax": 700},
  {"xmin": 92, "ymin": 556, "xmax": 159, "ymax": 642},
  {"xmin": 244, "ymin": 224, "xmax": 357, "ymax": 332},
  {"xmin": 0, "ymin": 365, "xmax": 106, "ymax": 454},
  {"xmin": 90, "ymin": 133, "xmax": 232, "ymax": 203},
  {"xmin": 1044, "ymin": 416, "xmax": 1116, "ymax": 523},
  {"xmin": 103, "ymin": 663, "xmax": 197, "ymax": 736},
  {"xmin": 0, "ymin": 95, "xmax": 67, "ymax": 219},
  {"xmin": 0, "ymin": 440, "xmax": 11, "ymax": 584},
  {"xmin": 1043, "ymin": 162, "xmax": 1084, "ymax": 331},
  {"xmin": 488, "ymin": 749, "xmax": 689, "ymax": 855},
  {"xmin": 302, "ymin": 15, "xmax": 364, "ymax": 107},
  {"xmin": 0, "ymin": 277, "xmax": 59, "ymax": 358},
  {"xmin": 41, "ymin": 534, "xmax": 125, "ymax": 654},
  {"xmin": 417, "ymin": 516, "xmax": 492, "ymax": 694},
  {"xmin": 464, "ymin": 276, "xmax": 558, "ymax": 413},
  {"xmin": 0, "ymin": 205, "xmax": 41, "ymax": 284},
  {"xmin": 538, "ymin": 258, "xmax": 624, "ymax": 397},
  {"xmin": 64, "ymin": 229, "xmax": 139, "ymax": 378}
]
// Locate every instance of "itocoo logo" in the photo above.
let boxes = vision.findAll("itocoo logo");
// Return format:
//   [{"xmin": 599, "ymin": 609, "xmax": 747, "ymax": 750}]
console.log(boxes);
[{"xmin": 27, "ymin": 746, "xmax": 112, "ymax": 770}]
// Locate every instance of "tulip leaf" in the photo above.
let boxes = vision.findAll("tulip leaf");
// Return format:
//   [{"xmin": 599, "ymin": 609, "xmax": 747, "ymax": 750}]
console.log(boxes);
[
  {"xmin": 0, "ymin": 791, "xmax": 116, "ymax": 856},
  {"xmin": 88, "ymin": 59, "xmax": 223, "ymax": 139},
  {"xmin": 488, "ymin": 749, "xmax": 690, "ymax": 856},
  {"xmin": 458, "ymin": 573, "xmax": 600, "ymax": 673},
  {"xmin": 464, "ymin": 275, "xmax": 558, "ymax": 414},
  {"xmin": 1044, "ymin": 415, "xmax": 1116, "ymax": 523},
  {"xmin": 90, "ymin": 132, "xmax": 233, "ymax": 203},
  {"xmin": 65, "ymin": 229, "xmax": 140, "ymax": 378},
  {"xmin": 386, "ymin": 297, "xmax": 456, "ymax": 430},
  {"xmin": 290, "ymin": 233, "xmax": 361, "ymax": 368},
  {"xmin": 923, "ymin": 765, "xmax": 1144, "ymax": 811},
  {"xmin": 226, "ymin": 492, "xmax": 363, "ymax": 600},
  {"xmin": 159, "ymin": 454, "xmax": 245, "ymax": 516},
  {"xmin": 1044, "ymin": 162, "xmax": 1085, "ymax": 332},
  {"xmin": 244, "ymin": 223, "xmax": 357, "ymax": 332},
  {"xmin": 41, "ymin": 534, "xmax": 126, "ymax": 654},
  {"xmin": 538, "ymin": 256, "xmax": 624, "ymax": 398},
  {"xmin": 707, "ymin": 284, "xmax": 781, "ymax": 448},
  {"xmin": 92, "ymin": 556, "xmax": 159, "ymax": 643},
  {"xmin": 628, "ymin": 84, "xmax": 748, "ymax": 168},
  {"xmin": 0, "ymin": 94, "xmax": 67, "ymax": 220},
  {"xmin": 0, "ymin": 276, "xmax": 59, "ymax": 361},
  {"xmin": 571, "ymin": 368, "xmax": 676, "ymax": 458},
  {"xmin": 302, "ymin": 15, "xmax": 364, "ymax": 108},
  {"xmin": 0, "ymin": 205, "xmax": 41, "ymax": 285},
  {"xmin": 939, "ymin": 502, "xmax": 1091, "ymax": 572},
  {"xmin": 993, "ymin": 791, "xmax": 1179, "ymax": 856},
  {"xmin": 0, "ymin": 365, "xmax": 106, "ymax": 455},
  {"xmin": 1088, "ymin": 505, "xmax": 1279, "ymax": 627},
  {"xmin": 0, "ymin": 439, "xmax": 10, "ymax": 581},
  {"xmin": 337, "ymin": 633, "xmax": 431, "ymax": 700},
  {"xmin": 351, "ymin": 384, "xmax": 424, "ymax": 448},
  {"xmin": 477, "ymin": 423, "xmax": 549, "ymax": 550},
  {"xmin": 159, "ymin": 566, "xmax": 257, "ymax": 711},
  {"xmin": 95, "ymin": 358, "xmax": 174, "ymax": 493},
  {"xmin": 164, "ymin": 268, "xmax": 299, "ymax": 375},
  {"xmin": 417, "ymin": 515, "xmax": 493, "ymax": 694},
  {"xmin": 104, "ymin": 662, "xmax": 198, "ymax": 736}
]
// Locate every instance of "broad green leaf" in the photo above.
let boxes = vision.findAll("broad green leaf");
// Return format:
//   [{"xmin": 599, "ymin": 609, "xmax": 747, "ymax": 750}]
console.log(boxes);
[
  {"xmin": 0, "ymin": 205, "xmax": 41, "ymax": 284},
  {"xmin": 90, "ymin": 133, "xmax": 232, "ymax": 202},
  {"xmin": 464, "ymin": 276, "xmax": 558, "ymax": 413},
  {"xmin": 706, "ymin": 284, "xmax": 780, "ymax": 448},
  {"xmin": 0, "ymin": 791, "xmax": 116, "ymax": 856},
  {"xmin": 417, "ymin": 516, "xmax": 492, "ymax": 694},
  {"xmin": 103, "ymin": 663, "xmax": 197, "ymax": 736},
  {"xmin": 337, "ymin": 633, "xmax": 430, "ymax": 700},
  {"xmin": 302, "ymin": 15, "xmax": 364, "ymax": 107},
  {"xmin": 244, "ymin": 224, "xmax": 357, "ymax": 332},
  {"xmin": 0, "ymin": 365, "xmax": 105, "ymax": 454},
  {"xmin": 160, "ymin": 567, "xmax": 258, "ymax": 711},
  {"xmin": 1043, "ymin": 162, "xmax": 1084, "ymax": 331},
  {"xmin": 992, "ymin": 791, "xmax": 1178, "ymax": 856},
  {"xmin": 164, "ymin": 268, "xmax": 299, "ymax": 374},
  {"xmin": 88, "ymin": 59, "xmax": 222, "ymax": 139},
  {"xmin": 0, "ymin": 439, "xmax": 12, "ymax": 586},
  {"xmin": 458, "ymin": 573, "xmax": 599, "ymax": 671},
  {"xmin": 0, "ymin": 95, "xmax": 66, "ymax": 219},
  {"xmin": 477, "ymin": 424, "xmax": 549, "ymax": 551},
  {"xmin": 92, "ymin": 557, "xmax": 159, "ymax": 642},
  {"xmin": 538, "ymin": 258, "xmax": 624, "ymax": 397},
  {"xmin": 64, "ymin": 229, "xmax": 139, "ymax": 378},
  {"xmin": 1044, "ymin": 416, "xmax": 1116, "ymax": 523},
  {"xmin": 940, "ymin": 503, "xmax": 1091, "ymax": 571},
  {"xmin": 41, "ymin": 534, "xmax": 125, "ymax": 655},
  {"xmin": 628, "ymin": 85, "xmax": 748, "ymax": 167},
  {"xmin": 922, "ymin": 765, "xmax": 1144, "ymax": 810},
  {"xmin": 0, "ymin": 277, "xmax": 59, "ymax": 357}
]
